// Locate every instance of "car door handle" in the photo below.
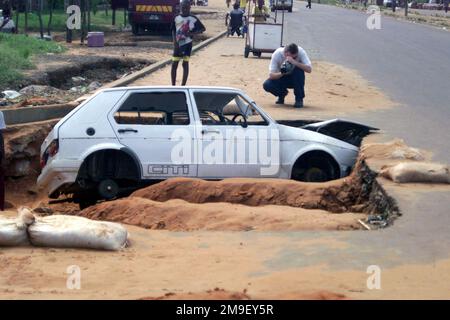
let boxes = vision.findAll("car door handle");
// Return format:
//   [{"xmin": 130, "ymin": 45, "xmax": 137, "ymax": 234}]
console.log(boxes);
[
  {"xmin": 118, "ymin": 128, "xmax": 138, "ymax": 133},
  {"xmin": 202, "ymin": 128, "xmax": 220, "ymax": 134}
]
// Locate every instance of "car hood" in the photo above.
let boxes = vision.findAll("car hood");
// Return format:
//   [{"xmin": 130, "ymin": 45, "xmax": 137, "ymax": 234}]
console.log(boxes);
[{"xmin": 277, "ymin": 119, "xmax": 378, "ymax": 148}]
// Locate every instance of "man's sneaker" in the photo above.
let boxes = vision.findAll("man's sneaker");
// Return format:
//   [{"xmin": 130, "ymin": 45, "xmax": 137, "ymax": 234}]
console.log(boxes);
[{"xmin": 294, "ymin": 99, "xmax": 304, "ymax": 108}]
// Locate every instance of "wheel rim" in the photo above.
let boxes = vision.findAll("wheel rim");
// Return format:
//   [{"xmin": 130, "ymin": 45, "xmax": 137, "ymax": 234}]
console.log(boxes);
[{"xmin": 98, "ymin": 179, "xmax": 119, "ymax": 200}]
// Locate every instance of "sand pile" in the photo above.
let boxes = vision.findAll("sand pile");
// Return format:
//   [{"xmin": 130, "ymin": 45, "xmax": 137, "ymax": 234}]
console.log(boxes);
[
  {"xmin": 78, "ymin": 197, "xmax": 366, "ymax": 231},
  {"xmin": 76, "ymin": 159, "xmax": 377, "ymax": 231},
  {"xmin": 131, "ymin": 175, "xmax": 367, "ymax": 214},
  {"xmin": 360, "ymin": 139, "xmax": 426, "ymax": 161}
]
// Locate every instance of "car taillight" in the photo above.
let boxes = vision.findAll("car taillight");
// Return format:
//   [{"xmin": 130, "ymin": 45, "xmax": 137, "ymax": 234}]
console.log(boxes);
[{"xmin": 40, "ymin": 139, "xmax": 59, "ymax": 169}]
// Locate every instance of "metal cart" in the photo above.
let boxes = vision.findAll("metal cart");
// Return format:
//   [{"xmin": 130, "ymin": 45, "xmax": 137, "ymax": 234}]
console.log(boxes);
[{"xmin": 244, "ymin": 0, "xmax": 286, "ymax": 58}]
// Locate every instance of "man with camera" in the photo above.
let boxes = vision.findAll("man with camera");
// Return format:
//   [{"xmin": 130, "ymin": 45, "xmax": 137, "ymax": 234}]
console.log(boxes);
[{"xmin": 263, "ymin": 43, "xmax": 312, "ymax": 108}]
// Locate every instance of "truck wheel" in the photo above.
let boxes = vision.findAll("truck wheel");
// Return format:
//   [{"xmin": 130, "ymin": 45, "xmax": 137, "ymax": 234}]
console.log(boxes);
[
  {"xmin": 244, "ymin": 45, "xmax": 250, "ymax": 58},
  {"xmin": 288, "ymin": 7, "xmax": 293, "ymax": 12},
  {"xmin": 132, "ymin": 23, "xmax": 139, "ymax": 35},
  {"xmin": 98, "ymin": 179, "xmax": 120, "ymax": 200}
]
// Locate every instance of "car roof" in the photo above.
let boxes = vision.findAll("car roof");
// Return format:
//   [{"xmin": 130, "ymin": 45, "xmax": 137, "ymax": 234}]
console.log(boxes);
[{"xmin": 102, "ymin": 86, "xmax": 241, "ymax": 92}]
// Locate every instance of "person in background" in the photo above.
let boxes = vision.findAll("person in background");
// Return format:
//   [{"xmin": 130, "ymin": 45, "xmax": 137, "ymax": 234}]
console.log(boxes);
[
  {"xmin": 0, "ymin": 110, "xmax": 6, "ymax": 211},
  {"xmin": 171, "ymin": 0, "xmax": 206, "ymax": 86},
  {"xmin": 263, "ymin": 43, "xmax": 312, "ymax": 108},
  {"xmin": 239, "ymin": 0, "xmax": 248, "ymax": 12},
  {"xmin": 226, "ymin": 2, "xmax": 246, "ymax": 36},
  {"xmin": 252, "ymin": 0, "xmax": 270, "ymax": 22},
  {"xmin": 0, "ymin": 6, "xmax": 16, "ymax": 33},
  {"xmin": 444, "ymin": 0, "xmax": 449, "ymax": 14},
  {"xmin": 306, "ymin": 0, "xmax": 312, "ymax": 9}
]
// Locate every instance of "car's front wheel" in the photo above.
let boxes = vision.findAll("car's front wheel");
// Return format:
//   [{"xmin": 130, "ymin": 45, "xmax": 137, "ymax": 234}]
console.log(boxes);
[{"xmin": 291, "ymin": 152, "xmax": 340, "ymax": 183}]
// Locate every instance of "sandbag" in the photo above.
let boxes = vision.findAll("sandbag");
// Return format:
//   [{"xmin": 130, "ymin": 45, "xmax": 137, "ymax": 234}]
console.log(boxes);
[
  {"xmin": 380, "ymin": 162, "xmax": 450, "ymax": 184},
  {"xmin": 27, "ymin": 214, "xmax": 129, "ymax": 251},
  {"xmin": 0, "ymin": 215, "xmax": 29, "ymax": 246}
]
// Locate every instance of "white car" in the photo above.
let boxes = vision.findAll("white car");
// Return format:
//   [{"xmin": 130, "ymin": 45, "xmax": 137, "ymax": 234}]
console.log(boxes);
[
  {"xmin": 37, "ymin": 86, "xmax": 376, "ymax": 208},
  {"xmin": 270, "ymin": 0, "xmax": 293, "ymax": 12}
]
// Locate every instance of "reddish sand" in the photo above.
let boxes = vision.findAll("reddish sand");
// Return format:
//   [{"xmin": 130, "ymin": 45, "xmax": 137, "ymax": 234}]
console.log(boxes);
[{"xmin": 78, "ymin": 197, "xmax": 366, "ymax": 231}]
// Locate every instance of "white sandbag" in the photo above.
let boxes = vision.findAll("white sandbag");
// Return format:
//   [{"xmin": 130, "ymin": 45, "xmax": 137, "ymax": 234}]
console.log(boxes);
[
  {"xmin": 27, "ymin": 215, "xmax": 129, "ymax": 251},
  {"xmin": 380, "ymin": 162, "xmax": 450, "ymax": 184},
  {"xmin": 0, "ymin": 216, "xmax": 29, "ymax": 246}
]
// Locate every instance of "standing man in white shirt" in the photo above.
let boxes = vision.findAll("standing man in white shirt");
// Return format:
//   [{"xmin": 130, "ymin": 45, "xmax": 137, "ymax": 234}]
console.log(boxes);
[{"xmin": 263, "ymin": 43, "xmax": 312, "ymax": 108}]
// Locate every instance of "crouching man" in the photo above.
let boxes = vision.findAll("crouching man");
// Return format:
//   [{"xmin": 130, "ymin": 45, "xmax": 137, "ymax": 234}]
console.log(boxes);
[{"xmin": 263, "ymin": 43, "xmax": 312, "ymax": 108}]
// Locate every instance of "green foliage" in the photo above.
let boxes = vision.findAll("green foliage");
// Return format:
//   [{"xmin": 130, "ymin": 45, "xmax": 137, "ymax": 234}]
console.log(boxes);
[
  {"xmin": 0, "ymin": 33, "xmax": 65, "ymax": 88},
  {"xmin": 16, "ymin": 8, "xmax": 126, "ymax": 32}
]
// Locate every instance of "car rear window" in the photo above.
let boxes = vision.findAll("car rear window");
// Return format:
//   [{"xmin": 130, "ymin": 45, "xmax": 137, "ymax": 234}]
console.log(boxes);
[{"xmin": 114, "ymin": 91, "xmax": 190, "ymax": 125}]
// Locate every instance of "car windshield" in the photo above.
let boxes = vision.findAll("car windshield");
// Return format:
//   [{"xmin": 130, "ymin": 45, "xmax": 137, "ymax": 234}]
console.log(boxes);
[{"xmin": 193, "ymin": 92, "xmax": 268, "ymax": 126}]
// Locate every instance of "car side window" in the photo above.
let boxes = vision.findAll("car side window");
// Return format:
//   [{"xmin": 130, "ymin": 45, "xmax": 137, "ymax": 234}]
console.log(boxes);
[
  {"xmin": 193, "ymin": 92, "xmax": 268, "ymax": 126},
  {"xmin": 114, "ymin": 91, "xmax": 190, "ymax": 125}
]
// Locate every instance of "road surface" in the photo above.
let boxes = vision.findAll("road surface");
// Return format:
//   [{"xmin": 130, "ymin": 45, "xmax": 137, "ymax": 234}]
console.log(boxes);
[{"xmin": 285, "ymin": 1, "xmax": 450, "ymax": 161}]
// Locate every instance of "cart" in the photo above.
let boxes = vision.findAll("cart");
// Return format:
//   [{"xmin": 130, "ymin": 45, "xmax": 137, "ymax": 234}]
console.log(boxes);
[{"xmin": 244, "ymin": 0, "xmax": 286, "ymax": 58}]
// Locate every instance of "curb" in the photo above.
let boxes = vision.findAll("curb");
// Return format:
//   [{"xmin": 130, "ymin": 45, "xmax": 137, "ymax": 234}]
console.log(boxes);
[
  {"xmin": 104, "ymin": 30, "xmax": 228, "ymax": 89},
  {"xmin": 2, "ymin": 31, "xmax": 228, "ymax": 126},
  {"xmin": 2, "ymin": 102, "xmax": 79, "ymax": 126}
]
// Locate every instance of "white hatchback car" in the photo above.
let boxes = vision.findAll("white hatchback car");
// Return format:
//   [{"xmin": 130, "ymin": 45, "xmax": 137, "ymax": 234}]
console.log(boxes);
[{"xmin": 38, "ymin": 86, "xmax": 376, "ymax": 208}]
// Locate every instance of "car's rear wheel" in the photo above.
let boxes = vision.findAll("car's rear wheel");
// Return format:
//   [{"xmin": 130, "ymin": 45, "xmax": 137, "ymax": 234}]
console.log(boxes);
[{"xmin": 291, "ymin": 152, "xmax": 340, "ymax": 183}]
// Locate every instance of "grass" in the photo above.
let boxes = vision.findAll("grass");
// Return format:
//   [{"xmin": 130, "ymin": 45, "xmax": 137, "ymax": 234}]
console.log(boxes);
[
  {"xmin": 15, "ymin": 9, "xmax": 128, "ymax": 33},
  {"xmin": 0, "ymin": 33, "xmax": 65, "ymax": 89}
]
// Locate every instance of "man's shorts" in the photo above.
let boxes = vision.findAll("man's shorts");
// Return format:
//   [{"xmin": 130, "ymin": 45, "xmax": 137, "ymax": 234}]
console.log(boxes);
[{"xmin": 172, "ymin": 42, "xmax": 193, "ymax": 62}]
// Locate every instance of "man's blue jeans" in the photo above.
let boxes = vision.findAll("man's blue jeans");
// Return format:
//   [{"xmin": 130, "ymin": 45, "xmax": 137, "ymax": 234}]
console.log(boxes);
[{"xmin": 263, "ymin": 67, "xmax": 305, "ymax": 101}]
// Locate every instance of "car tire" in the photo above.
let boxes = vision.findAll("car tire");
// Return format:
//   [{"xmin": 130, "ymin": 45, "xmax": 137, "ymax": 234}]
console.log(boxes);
[
  {"xmin": 288, "ymin": 7, "xmax": 292, "ymax": 12},
  {"xmin": 292, "ymin": 155, "xmax": 339, "ymax": 183},
  {"xmin": 78, "ymin": 198, "xmax": 98, "ymax": 210}
]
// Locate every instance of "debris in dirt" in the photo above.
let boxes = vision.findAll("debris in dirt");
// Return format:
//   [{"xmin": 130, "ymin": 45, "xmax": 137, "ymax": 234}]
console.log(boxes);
[
  {"xmin": 71, "ymin": 76, "xmax": 86, "ymax": 84},
  {"xmin": 361, "ymin": 139, "xmax": 426, "ymax": 161},
  {"xmin": 87, "ymin": 81, "xmax": 102, "ymax": 91},
  {"xmin": 19, "ymin": 85, "xmax": 62, "ymax": 97},
  {"xmin": 357, "ymin": 219, "xmax": 371, "ymax": 230},
  {"xmin": 1, "ymin": 90, "xmax": 21, "ymax": 100},
  {"xmin": 10, "ymin": 97, "xmax": 50, "ymax": 108},
  {"xmin": 69, "ymin": 86, "xmax": 88, "ymax": 94},
  {"xmin": 380, "ymin": 162, "xmax": 450, "ymax": 184}
]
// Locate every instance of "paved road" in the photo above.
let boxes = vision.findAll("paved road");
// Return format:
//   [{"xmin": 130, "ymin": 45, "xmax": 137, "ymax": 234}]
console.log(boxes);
[{"xmin": 285, "ymin": 1, "xmax": 450, "ymax": 161}]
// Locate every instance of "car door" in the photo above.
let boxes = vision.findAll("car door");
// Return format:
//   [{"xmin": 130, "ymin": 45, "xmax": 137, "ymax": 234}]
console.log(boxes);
[
  {"xmin": 189, "ymin": 89, "xmax": 280, "ymax": 178},
  {"xmin": 108, "ymin": 88, "xmax": 197, "ymax": 179}
]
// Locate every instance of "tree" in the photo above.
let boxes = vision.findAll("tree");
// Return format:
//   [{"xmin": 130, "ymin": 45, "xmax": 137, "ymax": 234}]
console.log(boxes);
[
  {"xmin": 47, "ymin": 0, "xmax": 54, "ymax": 35},
  {"xmin": 37, "ymin": 0, "xmax": 44, "ymax": 38}
]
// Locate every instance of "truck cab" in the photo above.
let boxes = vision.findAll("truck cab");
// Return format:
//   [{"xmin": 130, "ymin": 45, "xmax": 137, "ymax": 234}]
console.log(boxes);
[{"xmin": 128, "ymin": 0, "xmax": 180, "ymax": 34}]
